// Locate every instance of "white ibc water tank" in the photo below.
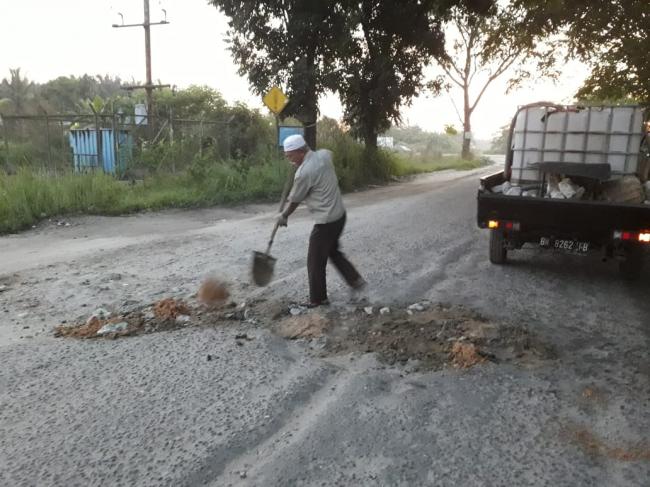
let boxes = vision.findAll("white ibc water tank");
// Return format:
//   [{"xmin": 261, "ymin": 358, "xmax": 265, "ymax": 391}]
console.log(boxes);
[{"xmin": 510, "ymin": 104, "xmax": 646, "ymax": 185}]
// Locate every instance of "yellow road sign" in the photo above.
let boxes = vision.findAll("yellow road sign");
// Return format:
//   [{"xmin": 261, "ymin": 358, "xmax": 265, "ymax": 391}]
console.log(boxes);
[{"xmin": 263, "ymin": 86, "xmax": 289, "ymax": 114}]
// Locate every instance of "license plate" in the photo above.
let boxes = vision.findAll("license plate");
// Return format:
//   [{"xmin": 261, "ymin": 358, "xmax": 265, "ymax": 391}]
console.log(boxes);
[{"xmin": 539, "ymin": 237, "xmax": 589, "ymax": 253}]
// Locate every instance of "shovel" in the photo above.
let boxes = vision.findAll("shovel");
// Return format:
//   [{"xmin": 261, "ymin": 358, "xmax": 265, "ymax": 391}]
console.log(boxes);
[
  {"xmin": 251, "ymin": 170, "xmax": 294, "ymax": 286},
  {"xmin": 252, "ymin": 223, "xmax": 280, "ymax": 286}
]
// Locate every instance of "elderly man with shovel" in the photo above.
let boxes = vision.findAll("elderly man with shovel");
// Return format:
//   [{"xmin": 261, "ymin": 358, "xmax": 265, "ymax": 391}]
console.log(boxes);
[{"xmin": 277, "ymin": 134, "xmax": 366, "ymax": 307}]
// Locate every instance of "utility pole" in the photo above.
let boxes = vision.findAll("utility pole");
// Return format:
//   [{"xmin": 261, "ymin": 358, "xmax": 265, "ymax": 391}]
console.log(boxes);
[{"xmin": 113, "ymin": 0, "xmax": 170, "ymax": 132}]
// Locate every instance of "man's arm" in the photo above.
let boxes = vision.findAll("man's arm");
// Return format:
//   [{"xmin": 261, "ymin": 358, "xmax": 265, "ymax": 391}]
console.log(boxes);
[
  {"xmin": 277, "ymin": 201, "xmax": 299, "ymax": 227},
  {"xmin": 282, "ymin": 202, "xmax": 299, "ymax": 218},
  {"xmin": 278, "ymin": 169, "xmax": 310, "ymax": 226}
]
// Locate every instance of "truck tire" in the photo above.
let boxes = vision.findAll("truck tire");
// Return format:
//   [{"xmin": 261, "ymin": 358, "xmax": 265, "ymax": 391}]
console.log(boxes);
[
  {"xmin": 489, "ymin": 229, "xmax": 507, "ymax": 264},
  {"xmin": 619, "ymin": 244, "xmax": 644, "ymax": 280}
]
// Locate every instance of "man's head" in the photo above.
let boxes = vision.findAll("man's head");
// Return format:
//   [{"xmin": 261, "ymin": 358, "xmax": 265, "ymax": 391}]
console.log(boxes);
[{"xmin": 283, "ymin": 134, "xmax": 309, "ymax": 167}]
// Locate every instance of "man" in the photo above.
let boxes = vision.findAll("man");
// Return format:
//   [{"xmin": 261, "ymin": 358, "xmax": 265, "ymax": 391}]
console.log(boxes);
[{"xmin": 278, "ymin": 134, "xmax": 365, "ymax": 307}]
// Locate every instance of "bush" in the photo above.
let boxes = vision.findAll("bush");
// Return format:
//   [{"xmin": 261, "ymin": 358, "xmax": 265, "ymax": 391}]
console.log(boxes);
[{"xmin": 0, "ymin": 133, "xmax": 486, "ymax": 234}]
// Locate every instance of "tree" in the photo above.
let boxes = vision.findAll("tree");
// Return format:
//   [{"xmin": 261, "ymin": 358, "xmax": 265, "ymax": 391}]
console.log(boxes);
[
  {"xmin": 330, "ymin": 0, "xmax": 450, "ymax": 149},
  {"xmin": 433, "ymin": 3, "xmax": 553, "ymax": 159},
  {"xmin": 488, "ymin": 124, "xmax": 509, "ymax": 154},
  {"xmin": 385, "ymin": 125, "xmax": 461, "ymax": 155},
  {"xmin": 509, "ymin": 0, "xmax": 649, "ymax": 103},
  {"xmin": 0, "ymin": 68, "xmax": 35, "ymax": 114},
  {"xmin": 208, "ymin": 0, "xmax": 346, "ymax": 147},
  {"xmin": 154, "ymin": 86, "xmax": 227, "ymax": 120},
  {"xmin": 210, "ymin": 0, "xmax": 493, "ymax": 150},
  {"xmin": 37, "ymin": 74, "xmax": 124, "ymax": 113}
]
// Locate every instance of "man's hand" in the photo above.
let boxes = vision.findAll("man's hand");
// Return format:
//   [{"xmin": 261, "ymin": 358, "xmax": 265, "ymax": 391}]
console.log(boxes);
[{"xmin": 277, "ymin": 213, "xmax": 288, "ymax": 227}]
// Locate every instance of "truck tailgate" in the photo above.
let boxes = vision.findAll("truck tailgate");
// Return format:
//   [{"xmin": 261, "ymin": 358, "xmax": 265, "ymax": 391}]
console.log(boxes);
[{"xmin": 477, "ymin": 192, "xmax": 650, "ymax": 232}]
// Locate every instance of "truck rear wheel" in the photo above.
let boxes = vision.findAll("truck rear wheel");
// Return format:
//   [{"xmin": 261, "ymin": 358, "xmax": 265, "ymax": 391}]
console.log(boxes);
[
  {"xmin": 619, "ymin": 244, "xmax": 643, "ymax": 280},
  {"xmin": 489, "ymin": 229, "xmax": 507, "ymax": 264}
]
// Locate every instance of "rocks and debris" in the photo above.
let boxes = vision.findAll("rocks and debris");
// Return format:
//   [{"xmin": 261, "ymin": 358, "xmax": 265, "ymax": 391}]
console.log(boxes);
[
  {"xmin": 407, "ymin": 302, "xmax": 428, "ymax": 312},
  {"xmin": 546, "ymin": 177, "xmax": 586, "ymax": 200},
  {"xmin": 153, "ymin": 298, "xmax": 191, "ymax": 320},
  {"xmin": 601, "ymin": 175, "xmax": 645, "ymax": 204},
  {"xmin": 89, "ymin": 308, "xmax": 110, "ymax": 321},
  {"xmin": 289, "ymin": 305, "xmax": 308, "ymax": 316},
  {"xmin": 235, "ymin": 333, "xmax": 253, "ymax": 341},
  {"xmin": 558, "ymin": 178, "xmax": 579, "ymax": 198},
  {"xmin": 224, "ymin": 311, "xmax": 244, "ymax": 320},
  {"xmin": 197, "ymin": 278, "xmax": 230, "ymax": 307},
  {"xmin": 50, "ymin": 219, "xmax": 71, "ymax": 227},
  {"xmin": 176, "ymin": 314, "xmax": 191, "ymax": 325},
  {"xmin": 491, "ymin": 181, "xmax": 510, "ymax": 194},
  {"xmin": 55, "ymin": 316, "xmax": 109, "ymax": 338},
  {"xmin": 97, "ymin": 321, "xmax": 129, "ymax": 336},
  {"xmin": 55, "ymin": 294, "xmax": 267, "ymax": 341}
]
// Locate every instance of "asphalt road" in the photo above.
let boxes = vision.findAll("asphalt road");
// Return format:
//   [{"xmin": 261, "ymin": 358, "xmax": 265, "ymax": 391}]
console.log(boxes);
[{"xmin": 1, "ymin": 159, "xmax": 648, "ymax": 486}]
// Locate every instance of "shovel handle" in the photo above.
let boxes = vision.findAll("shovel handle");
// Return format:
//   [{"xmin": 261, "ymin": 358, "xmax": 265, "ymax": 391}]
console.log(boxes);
[
  {"xmin": 278, "ymin": 168, "xmax": 295, "ymax": 213},
  {"xmin": 266, "ymin": 221, "xmax": 279, "ymax": 254},
  {"xmin": 265, "ymin": 169, "xmax": 295, "ymax": 255}
]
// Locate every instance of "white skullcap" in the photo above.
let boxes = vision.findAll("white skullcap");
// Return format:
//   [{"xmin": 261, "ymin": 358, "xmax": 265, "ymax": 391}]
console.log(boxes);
[{"xmin": 283, "ymin": 134, "xmax": 307, "ymax": 152}]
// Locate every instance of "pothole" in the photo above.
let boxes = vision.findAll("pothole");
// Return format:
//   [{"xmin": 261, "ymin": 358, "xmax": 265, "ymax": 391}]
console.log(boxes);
[{"xmin": 272, "ymin": 303, "xmax": 555, "ymax": 371}]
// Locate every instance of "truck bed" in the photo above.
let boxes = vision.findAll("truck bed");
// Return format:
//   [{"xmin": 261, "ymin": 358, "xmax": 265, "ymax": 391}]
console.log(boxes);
[{"xmin": 477, "ymin": 171, "xmax": 650, "ymax": 238}]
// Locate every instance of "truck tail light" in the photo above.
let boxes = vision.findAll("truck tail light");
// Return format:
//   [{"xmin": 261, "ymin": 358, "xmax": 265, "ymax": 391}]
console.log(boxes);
[
  {"xmin": 614, "ymin": 230, "xmax": 650, "ymax": 243},
  {"xmin": 488, "ymin": 220, "xmax": 519, "ymax": 231}
]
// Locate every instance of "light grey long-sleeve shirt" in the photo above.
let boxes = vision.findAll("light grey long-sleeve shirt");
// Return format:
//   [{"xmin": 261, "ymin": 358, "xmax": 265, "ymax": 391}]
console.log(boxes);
[{"xmin": 288, "ymin": 149, "xmax": 345, "ymax": 224}]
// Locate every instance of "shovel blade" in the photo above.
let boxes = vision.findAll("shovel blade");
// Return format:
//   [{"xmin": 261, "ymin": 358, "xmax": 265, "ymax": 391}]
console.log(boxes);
[{"xmin": 252, "ymin": 251, "xmax": 276, "ymax": 286}]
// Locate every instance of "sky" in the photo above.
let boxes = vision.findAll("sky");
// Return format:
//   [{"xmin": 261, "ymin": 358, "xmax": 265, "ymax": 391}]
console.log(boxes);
[{"xmin": 0, "ymin": 0, "xmax": 590, "ymax": 140}]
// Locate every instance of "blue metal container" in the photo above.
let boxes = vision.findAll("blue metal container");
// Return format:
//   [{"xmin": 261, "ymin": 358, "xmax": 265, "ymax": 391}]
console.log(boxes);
[{"xmin": 69, "ymin": 129, "xmax": 133, "ymax": 174}]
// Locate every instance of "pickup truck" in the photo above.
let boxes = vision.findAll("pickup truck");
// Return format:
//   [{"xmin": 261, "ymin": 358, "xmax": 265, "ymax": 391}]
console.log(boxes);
[{"xmin": 477, "ymin": 103, "xmax": 650, "ymax": 279}]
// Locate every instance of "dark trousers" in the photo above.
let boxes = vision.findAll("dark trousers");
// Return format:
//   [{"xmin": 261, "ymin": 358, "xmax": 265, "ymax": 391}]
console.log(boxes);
[{"xmin": 307, "ymin": 213, "xmax": 361, "ymax": 303}]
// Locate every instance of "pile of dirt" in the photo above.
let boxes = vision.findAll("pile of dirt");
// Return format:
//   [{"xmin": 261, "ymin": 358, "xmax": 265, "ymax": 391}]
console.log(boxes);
[
  {"xmin": 55, "ymin": 313, "xmax": 141, "ymax": 339},
  {"xmin": 275, "ymin": 313, "xmax": 330, "ymax": 339},
  {"xmin": 54, "ymin": 291, "xmax": 252, "ymax": 340},
  {"xmin": 312, "ymin": 304, "xmax": 553, "ymax": 371},
  {"xmin": 153, "ymin": 298, "xmax": 191, "ymax": 320},
  {"xmin": 55, "ymin": 316, "xmax": 109, "ymax": 338},
  {"xmin": 56, "ymin": 301, "xmax": 207, "ymax": 340},
  {"xmin": 449, "ymin": 341, "xmax": 486, "ymax": 368}
]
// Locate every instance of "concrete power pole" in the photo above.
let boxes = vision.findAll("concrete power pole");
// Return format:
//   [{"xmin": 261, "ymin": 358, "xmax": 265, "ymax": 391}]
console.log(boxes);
[
  {"xmin": 143, "ymin": 0, "xmax": 153, "ymax": 120},
  {"xmin": 113, "ymin": 0, "xmax": 169, "ymax": 131}
]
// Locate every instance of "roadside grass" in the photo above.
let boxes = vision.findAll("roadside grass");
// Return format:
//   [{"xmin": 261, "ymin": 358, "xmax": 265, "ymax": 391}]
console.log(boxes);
[
  {"xmin": 390, "ymin": 154, "xmax": 488, "ymax": 177},
  {"xmin": 0, "ymin": 149, "xmax": 487, "ymax": 234}
]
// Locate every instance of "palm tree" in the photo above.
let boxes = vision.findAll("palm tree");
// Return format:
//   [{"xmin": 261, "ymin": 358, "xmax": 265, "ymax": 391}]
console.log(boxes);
[{"xmin": 1, "ymin": 68, "xmax": 35, "ymax": 114}]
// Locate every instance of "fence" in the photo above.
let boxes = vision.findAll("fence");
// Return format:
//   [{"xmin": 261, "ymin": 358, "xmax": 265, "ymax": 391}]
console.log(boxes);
[{"xmin": 0, "ymin": 112, "xmax": 237, "ymax": 177}]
